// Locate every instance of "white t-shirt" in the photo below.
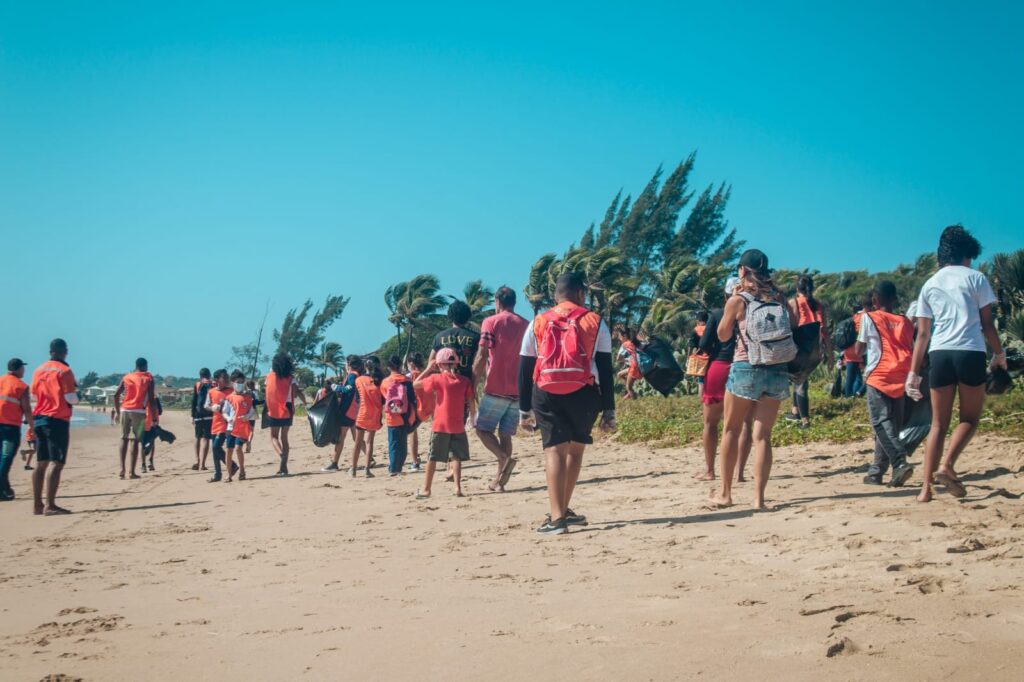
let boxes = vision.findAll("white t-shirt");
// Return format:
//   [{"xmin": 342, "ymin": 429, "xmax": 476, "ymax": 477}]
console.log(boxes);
[
  {"xmin": 857, "ymin": 313, "xmax": 883, "ymax": 378},
  {"xmin": 520, "ymin": 314, "xmax": 613, "ymax": 385},
  {"xmin": 915, "ymin": 266, "xmax": 997, "ymax": 353}
]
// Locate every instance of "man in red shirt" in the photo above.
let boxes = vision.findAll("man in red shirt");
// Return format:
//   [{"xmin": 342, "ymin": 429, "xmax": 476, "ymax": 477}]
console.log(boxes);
[
  {"xmin": 30, "ymin": 339, "xmax": 79, "ymax": 515},
  {"xmin": 472, "ymin": 286, "xmax": 529, "ymax": 492}
]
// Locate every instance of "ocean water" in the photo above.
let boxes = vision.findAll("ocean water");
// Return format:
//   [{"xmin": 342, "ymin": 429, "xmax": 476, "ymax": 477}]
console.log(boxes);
[{"xmin": 69, "ymin": 409, "xmax": 113, "ymax": 429}]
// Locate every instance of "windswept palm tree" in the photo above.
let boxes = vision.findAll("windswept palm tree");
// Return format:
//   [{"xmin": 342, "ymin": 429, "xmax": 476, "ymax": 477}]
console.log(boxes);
[
  {"xmin": 317, "ymin": 341, "xmax": 344, "ymax": 381},
  {"xmin": 454, "ymin": 280, "xmax": 495, "ymax": 325},
  {"xmin": 525, "ymin": 253, "xmax": 559, "ymax": 314},
  {"xmin": 386, "ymin": 274, "xmax": 448, "ymax": 358}
]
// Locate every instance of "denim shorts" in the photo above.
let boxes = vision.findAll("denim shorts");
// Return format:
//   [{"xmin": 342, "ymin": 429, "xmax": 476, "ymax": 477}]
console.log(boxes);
[
  {"xmin": 726, "ymin": 361, "xmax": 790, "ymax": 402},
  {"xmin": 475, "ymin": 394, "xmax": 518, "ymax": 435}
]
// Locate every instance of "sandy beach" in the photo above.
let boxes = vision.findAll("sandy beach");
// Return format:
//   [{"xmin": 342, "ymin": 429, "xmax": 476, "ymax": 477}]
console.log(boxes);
[{"xmin": 2, "ymin": 409, "xmax": 1022, "ymax": 681}]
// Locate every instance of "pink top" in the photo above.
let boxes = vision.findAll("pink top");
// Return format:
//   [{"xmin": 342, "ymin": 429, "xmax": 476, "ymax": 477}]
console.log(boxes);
[
  {"xmin": 479, "ymin": 310, "xmax": 530, "ymax": 398},
  {"xmin": 733, "ymin": 315, "xmax": 749, "ymax": 363}
]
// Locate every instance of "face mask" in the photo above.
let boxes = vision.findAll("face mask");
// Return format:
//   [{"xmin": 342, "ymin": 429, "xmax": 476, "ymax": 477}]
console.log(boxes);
[{"xmin": 234, "ymin": 383, "xmax": 245, "ymax": 393}]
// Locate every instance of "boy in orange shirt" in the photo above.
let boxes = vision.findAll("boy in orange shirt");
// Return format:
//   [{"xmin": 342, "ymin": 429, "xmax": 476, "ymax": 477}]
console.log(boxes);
[
  {"xmin": 413, "ymin": 348, "xmax": 477, "ymax": 498},
  {"xmin": 221, "ymin": 370, "xmax": 256, "ymax": 482},
  {"xmin": 381, "ymin": 355, "xmax": 419, "ymax": 476},
  {"xmin": 351, "ymin": 365, "xmax": 383, "ymax": 478}
]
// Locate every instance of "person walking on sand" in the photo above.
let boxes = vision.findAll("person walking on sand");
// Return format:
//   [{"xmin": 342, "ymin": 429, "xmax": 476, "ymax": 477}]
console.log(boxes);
[
  {"xmin": 472, "ymin": 286, "xmax": 530, "ymax": 492},
  {"xmin": 696, "ymin": 277, "xmax": 753, "ymax": 483},
  {"xmin": 414, "ymin": 348, "xmax": 477, "ymax": 498},
  {"xmin": 265, "ymin": 353, "xmax": 306, "ymax": 476},
  {"xmin": 786, "ymin": 275, "xmax": 832, "ymax": 428},
  {"xmin": 1, "ymin": 358, "xmax": 34, "ymax": 501},
  {"xmin": 518, "ymin": 272, "xmax": 616, "ymax": 536},
  {"xmin": 350, "ymin": 360, "xmax": 384, "ymax": 477},
  {"xmin": 113, "ymin": 357, "xmax": 157, "ymax": 480},
  {"xmin": 857, "ymin": 281, "xmax": 915, "ymax": 488},
  {"xmin": 430, "ymin": 300, "xmax": 480, "ymax": 382},
  {"xmin": 205, "ymin": 369, "xmax": 234, "ymax": 482},
  {"xmin": 191, "ymin": 368, "xmax": 213, "ymax": 471},
  {"xmin": 320, "ymin": 356, "xmax": 362, "ymax": 473},
  {"xmin": 406, "ymin": 353, "xmax": 432, "ymax": 470},
  {"xmin": 908, "ymin": 225, "xmax": 1007, "ymax": 503},
  {"xmin": 30, "ymin": 338, "xmax": 79, "ymax": 515},
  {"xmin": 222, "ymin": 370, "xmax": 256, "ymax": 482},
  {"xmin": 709, "ymin": 249, "xmax": 799, "ymax": 510},
  {"xmin": 614, "ymin": 325, "xmax": 642, "ymax": 400},
  {"xmin": 381, "ymin": 355, "xmax": 418, "ymax": 476}
]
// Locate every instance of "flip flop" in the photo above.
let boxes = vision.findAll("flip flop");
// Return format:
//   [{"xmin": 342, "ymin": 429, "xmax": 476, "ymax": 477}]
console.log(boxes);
[
  {"xmin": 499, "ymin": 459, "xmax": 517, "ymax": 487},
  {"xmin": 415, "ymin": 491, "xmax": 431, "ymax": 500},
  {"xmin": 935, "ymin": 472, "xmax": 966, "ymax": 498},
  {"xmin": 43, "ymin": 506, "xmax": 72, "ymax": 516}
]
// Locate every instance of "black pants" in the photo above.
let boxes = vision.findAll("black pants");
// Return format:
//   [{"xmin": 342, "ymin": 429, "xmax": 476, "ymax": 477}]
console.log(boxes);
[
  {"xmin": 792, "ymin": 380, "xmax": 809, "ymax": 419},
  {"xmin": 867, "ymin": 386, "xmax": 907, "ymax": 476},
  {"xmin": 0, "ymin": 424, "xmax": 19, "ymax": 494},
  {"xmin": 212, "ymin": 433, "xmax": 227, "ymax": 477}
]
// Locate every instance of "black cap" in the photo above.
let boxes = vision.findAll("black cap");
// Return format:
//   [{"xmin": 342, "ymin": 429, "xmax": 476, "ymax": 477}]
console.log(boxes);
[
  {"xmin": 739, "ymin": 249, "xmax": 769, "ymax": 273},
  {"xmin": 7, "ymin": 358, "xmax": 25, "ymax": 372}
]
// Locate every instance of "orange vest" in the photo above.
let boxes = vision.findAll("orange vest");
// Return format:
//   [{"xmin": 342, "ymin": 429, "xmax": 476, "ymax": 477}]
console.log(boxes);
[
  {"xmin": 265, "ymin": 372, "xmax": 294, "ymax": 419},
  {"xmin": 842, "ymin": 312, "xmax": 864, "ymax": 363},
  {"xmin": 355, "ymin": 375, "xmax": 383, "ymax": 429},
  {"xmin": 209, "ymin": 386, "xmax": 234, "ymax": 435},
  {"xmin": 31, "ymin": 360, "xmax": 77, "ymax": 421},
  {"xmin": 121, "ymin": 371, "xmax": 153, "ymax": 412},
  {"xmin": 531, "ymin": 301, "xmax": 600, "ymax": 384},
  {"xmin": 226, "ymin": 392, "xmax": 254, "ymax": 440},
  {"xmin": 865, "ymin": 311, "xmax": 914, "ymax": 398},
  {"xmin": 0, "ymin": 374, "xmax": 28, "ymax": 426}
]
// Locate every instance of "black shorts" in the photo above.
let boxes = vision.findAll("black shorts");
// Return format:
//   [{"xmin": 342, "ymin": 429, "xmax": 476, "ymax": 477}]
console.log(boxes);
[
  {"xmin": 36, "ymin": 419, "xmax": 70, "ymax": 464},
  {"xmin": 194, "ymin": 419, "xmax": 212, "ymax": 439},
  {"xmin": 928, "ymin": 350, "xmax": 986, "ymax": 389},
  {"xmin": 532, "ymin": 384, "xmax": 602, "ymax": 449},
  {"xmin": 339, "ymin": 416, "xmax": 355, "ymax": 428},
  {"xmin": 265, "ymin": 416, "xmax": 293, "ymax": 428}
]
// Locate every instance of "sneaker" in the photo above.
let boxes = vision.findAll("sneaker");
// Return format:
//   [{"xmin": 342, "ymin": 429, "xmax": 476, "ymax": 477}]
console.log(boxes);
[
  {"xmin": 889, "ymin": 464, "xmax": 914, "ymax": 488},
  {"xmin": 365, "ymin": 469, "xmax": 375, "ymax": 479},
  {"xmin": 408, "ymin": 462, "xmax": 421, "ymax": 471},
  {"xmin": 863, "ymin": 473, "xmax": 883, "ymax": 485},
  {"xmin": 784, "ymin": 412, "xmax": 800, "ymax": 422},
  {"xmin": 536, "ymin": 518, "xmax": 568, "ymax": 536},
  {"xmin": 348, "ymin": 467, "xmax": 357, "ymax": 477},
  {"xmin": 208, "ymin": 475, "xmax": 222, "ymax": 483},
  {"xmin": 564, "ymin": 508, "xmax": 588, "ymax": 527},
  {"xmin": 0, "ymin": 489, "xmax": 14, "ymax": 501},
  {"xmin": 321, "ymin": 462, "xmax": 339, "ymax": 472},
  {"xmin": 275, "ymin": 467, "xmax": 289, "ymax": 477},
  {"xmin": 24, "ymin": 464, "xmax": 33, "ymax": 470},
  {"xmin": 388, "ymin": 471, "xmax": 400, "ymax": 477}
]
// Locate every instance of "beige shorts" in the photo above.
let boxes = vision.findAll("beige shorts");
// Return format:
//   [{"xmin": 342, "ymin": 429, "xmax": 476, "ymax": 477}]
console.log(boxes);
[{"xmin": 120, "ymin": 411, "xmax": 146, "ymax": 440}]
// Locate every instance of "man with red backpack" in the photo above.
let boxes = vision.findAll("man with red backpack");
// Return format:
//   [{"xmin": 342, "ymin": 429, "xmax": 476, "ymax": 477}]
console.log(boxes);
[
  {"xmin": 381, "ymin": 355, "xmax": 419, "ymax": 476},
  {"xmin": 518, "ymin": 272, "xmax": 616, "ymax": 535}
]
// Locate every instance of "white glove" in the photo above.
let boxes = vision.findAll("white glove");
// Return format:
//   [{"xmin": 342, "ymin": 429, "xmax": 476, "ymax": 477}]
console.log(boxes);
[
  {"xmin": 905, "ymin": 372, "xmax": 923, "ymax": 401},
  {"xmin": 990, "ymin": 352, "xmax": 1008, "ymax": 371},
  {"xmin": 519, "ymin": 410, "xmax": 536, "ymax": 433}
]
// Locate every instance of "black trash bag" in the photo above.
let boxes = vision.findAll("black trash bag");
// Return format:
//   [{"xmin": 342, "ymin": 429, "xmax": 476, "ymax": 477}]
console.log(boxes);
[
  {"xmin": 142, "ymin": 425, "xmax": 176, "ymax": 457},
  {"xmin": 898, "ymin": 374, "xmax": 931, "ymax": 456},
  {"xmin": 832, "ymin": 317, "xmax": 857, "ymax": 351},
  {"xmin": 788, "ymin": 322, "xmax": 823, "ymax": 385},
  {"xmin": 639, "ymin": 337, "xmax": 684, "ymax": 397},
  {"xmin": 830, "ymin": 370, "xmax": 843, "ymax": 399},
  {"xmin": 308, "ymin": 391, "xmax": 343, "ymax": 447},
  {"xmin": 986, "ymin": 367, "xmax": 1014, "ymax": 395},
  {"xmin": 260, "ymin": 403, "xmax": 270, "ymax": 430}
]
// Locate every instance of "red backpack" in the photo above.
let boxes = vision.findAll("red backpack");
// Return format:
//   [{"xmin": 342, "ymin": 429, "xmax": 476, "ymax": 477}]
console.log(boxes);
[{"xmin": 535, "ymin": 305, "xmax": 595, "ymax": 394}]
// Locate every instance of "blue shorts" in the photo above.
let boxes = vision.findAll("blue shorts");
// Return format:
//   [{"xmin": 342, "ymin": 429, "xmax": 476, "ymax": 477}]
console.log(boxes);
[
  {"xmin": 474, "ymin": 394, "xmax": 518, "ymax": 436},
  {"xmin": 726, "ymin": 361, "xmax": 790, "ymax": 402},
  {"xmin": 226, "ymin": 434, "xmax": 248, "ymax": 449}
]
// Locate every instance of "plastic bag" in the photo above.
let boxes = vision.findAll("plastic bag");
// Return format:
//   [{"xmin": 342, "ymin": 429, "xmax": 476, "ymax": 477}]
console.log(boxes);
[
  {"xmin": 986, "ymin": 367, "xmax": 1013, "ymax": 395},
  {"xmin": 830, "ymin": 370, "xmax": 843, "ymax": 399},
  {"xmin": 788, "ymin": 322, "xmax": 823, "ymax": 385},
  {"xmin": 307, "ymin": 391, "xmax": 343, "ymax": 447},
  {"xmin": 639, "ymin": 337, "xmax": 684, "ymax": 397}
]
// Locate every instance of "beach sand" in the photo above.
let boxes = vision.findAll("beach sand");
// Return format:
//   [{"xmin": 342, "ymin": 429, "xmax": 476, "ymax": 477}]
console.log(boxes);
[{"xmin": 2, "ymin": 410, "xmax": 1022, "ymax": 681}]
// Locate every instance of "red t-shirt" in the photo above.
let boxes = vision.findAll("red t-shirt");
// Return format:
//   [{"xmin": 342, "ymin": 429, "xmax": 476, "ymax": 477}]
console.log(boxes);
[
  {"xmin": 479, "ymin": 311, "xmax": 529, "ymax": 398},
  {"xmin": 420, "ymin": 372, "xmax": 473, "ymax": 434}
]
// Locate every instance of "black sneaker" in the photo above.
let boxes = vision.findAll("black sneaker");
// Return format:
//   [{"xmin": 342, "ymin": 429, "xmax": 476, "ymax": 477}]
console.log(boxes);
[
  {"xmin": 564, "ymin": 509, "xmax": 588, "ymax": 527},
  {"xmin": 863, "ymin": 473, "xmax": 883, "ymax": 485},
  {"xmin": 0, "ymin": 489, "xmax": 14, "ymax": 501},
  {"xmin": 275, "ymin": 468, "xmax": 289, "ymax": 477},
  {"xmin": 784, "ymin": 412, "xmax": 800, "ymax": 422},
  {"xmin": 889, "ymin": 464, "xmax": 914, "ymax": 488},
  {"xmin": 321, "ymin": 462, "xmax": 339, "ymax": 472},
  {"xmin": 536, "ymin": 518, "xmax": 568, "ymax": 535}
]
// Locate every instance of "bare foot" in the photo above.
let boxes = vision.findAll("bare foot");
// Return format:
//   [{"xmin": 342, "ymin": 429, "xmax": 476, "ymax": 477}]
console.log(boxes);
[
  {"xmin": 129, "ymin": 473, "xmax": 140, "ymax": 479},
  {"xmin": 487, "ymin": 481, "xmax": 504, "ymax": 492},
  {"xmin": 34, "ymin": 505, "xmax": 44, "ymax": 515},
  {"xmin": 455, "ymin": 490, "xmax": 465, "ymax": 497},
  {"xmin": 118, "ymin": 471, "xmax": 125, "ymax": 479},
  {"xmin": 752, "ymin": 500, "xmax": 768, "ymax": 511},
  {"xmin": 917, "ymin": 490, "xmax": 933, "ymax": 503},
  {"xmin": 707, "ymin": 491, "xmax": 733, "ymax": 508},
  {"xmin": 694, "ymin": 470, "xmax": 715, "ymax": 481}
]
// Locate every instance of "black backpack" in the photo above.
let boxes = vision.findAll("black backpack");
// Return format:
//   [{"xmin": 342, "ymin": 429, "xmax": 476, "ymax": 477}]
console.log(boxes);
[{"xmin": 832, "ymin": 317, "xmax": 858, "ymax": 351}]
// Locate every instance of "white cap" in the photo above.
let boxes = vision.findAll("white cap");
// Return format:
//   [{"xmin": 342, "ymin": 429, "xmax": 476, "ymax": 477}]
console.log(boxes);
[{"xmin": 724, "ymin": 276, "xmax": 741, "ymax": 295}]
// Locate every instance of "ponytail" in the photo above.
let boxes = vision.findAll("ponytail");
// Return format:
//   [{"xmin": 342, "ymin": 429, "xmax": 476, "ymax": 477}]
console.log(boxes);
[{"xmin": 797, "ymin": 274, "xmax": 818, "ymax": 311}]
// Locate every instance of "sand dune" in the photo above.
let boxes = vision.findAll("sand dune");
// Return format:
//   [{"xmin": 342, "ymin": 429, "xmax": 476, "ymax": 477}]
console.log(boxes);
[{"xmin": 2, "ymin": 410, "xmax": 1022, "ymax": 681}]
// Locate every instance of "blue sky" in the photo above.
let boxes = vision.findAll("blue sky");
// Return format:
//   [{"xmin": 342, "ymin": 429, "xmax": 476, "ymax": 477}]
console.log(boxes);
[{"xmin": 2, "ymin": 2, "xmax": 1021, "ymax": 377}]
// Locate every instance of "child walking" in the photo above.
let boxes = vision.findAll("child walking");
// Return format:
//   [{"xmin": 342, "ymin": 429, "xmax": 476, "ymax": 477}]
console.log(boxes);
[
  {"xmin": 413, "ymin": 348, "xmax": 477, "ymax": 498},
  {"xmin": 381, "ymin": 355, "xmax": 419, "ymax": 476},
  {"xmin": 857, "ymin": 281, "xmax": 915, "ymax": 487},
  {"xmin": 351, "ymin": 362, "xmax": 383, "ymax": 478},
  {"xmin": 222, "ymin": 370, "xmax": 256, "ymax": 482}
]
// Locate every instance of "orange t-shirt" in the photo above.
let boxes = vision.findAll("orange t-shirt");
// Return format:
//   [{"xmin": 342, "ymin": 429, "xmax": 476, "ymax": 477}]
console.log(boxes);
[
  {"xmin": 265, "ymin": 372, "xmax": 295, "ymax": 419},
  {"xmin": 410, "ymin": 370, "xmax": 435, "ymax": 421},
  {"xmin": 354, "ymin": 375, "xmax": 383, "ymax": 432},
  {"xmin": 420, "ymin": 372, "xmax": 473, "ymax": 434},
  {"xmin": 225, "ymin": 392, "xmax": 254, "ymax": 440},
  {"xmin": 0, "ymin": 374, "xmax": 29, "ymax": 426},
  {"xmin": 31, "ymin": 360, "xmax": 77, "ymax": 422},
  {"xmin": 208, "ymin": 386, "xmax": 234, "ymax": 435},
  {"xmin": 120, "ymin": 371, "xmax": 153, "ymax": 412}
]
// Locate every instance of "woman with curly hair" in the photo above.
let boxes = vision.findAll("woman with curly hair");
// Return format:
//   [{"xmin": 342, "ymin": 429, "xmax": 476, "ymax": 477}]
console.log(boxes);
[
  {"xmin": 265, "ymin": 353, "xmax": 306, "ymax": 476},
  {"xmin": 908, "ymin": 225, "xmax": 1007, "ymax": 502},
  {"xmin": 710, "ymin": 249, "xmax": 800, "ymax": 509}
]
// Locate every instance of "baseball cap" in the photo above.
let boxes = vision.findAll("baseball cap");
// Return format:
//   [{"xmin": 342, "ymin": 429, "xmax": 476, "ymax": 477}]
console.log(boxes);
[
  {"xmin": 7, "ymin": 358, "xmax": 25, "ymax": 371},
  {"xmin": 436, "ymin": 348, "xmax": 459, "ymax": 366},
  {"xmin": 724, "ymin": 276, "xmax": 741, "ymax": 295}
]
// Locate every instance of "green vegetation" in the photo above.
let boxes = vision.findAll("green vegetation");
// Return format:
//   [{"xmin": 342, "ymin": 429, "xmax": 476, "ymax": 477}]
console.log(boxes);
[{"xmin": 618, "ymin": 386, "xmax": 1024, "ymax": 449}]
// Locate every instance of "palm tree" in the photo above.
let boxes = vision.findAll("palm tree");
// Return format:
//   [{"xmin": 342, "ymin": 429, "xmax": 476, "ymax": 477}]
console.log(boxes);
[
  {"xmin": 317, "ymin": 341, "xmax": 344, "ymax": 381},
  {"xmin": 386, "ymin": 274, "xmax": 448, "ymax": 358},
  {"xmin": 456, "ymin": 280, "xmax": 495, "ymax": 325},
  {"xmin": 525, "ymin": 253, "xmax": 559, "ymax": 314}
]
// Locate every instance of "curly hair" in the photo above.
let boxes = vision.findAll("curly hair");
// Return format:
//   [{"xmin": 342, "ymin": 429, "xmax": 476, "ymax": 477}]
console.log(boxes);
[
  {"xmin": 447, "ymin": 300, "xmax": 472, "ymax": 326},
  {"xmin": 937, "ymin": 224, "xmax": 981, "ymax": 266},
  {"xmin": 272, "ymin": 353, "xmax": 294, "ymax": 378}
]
